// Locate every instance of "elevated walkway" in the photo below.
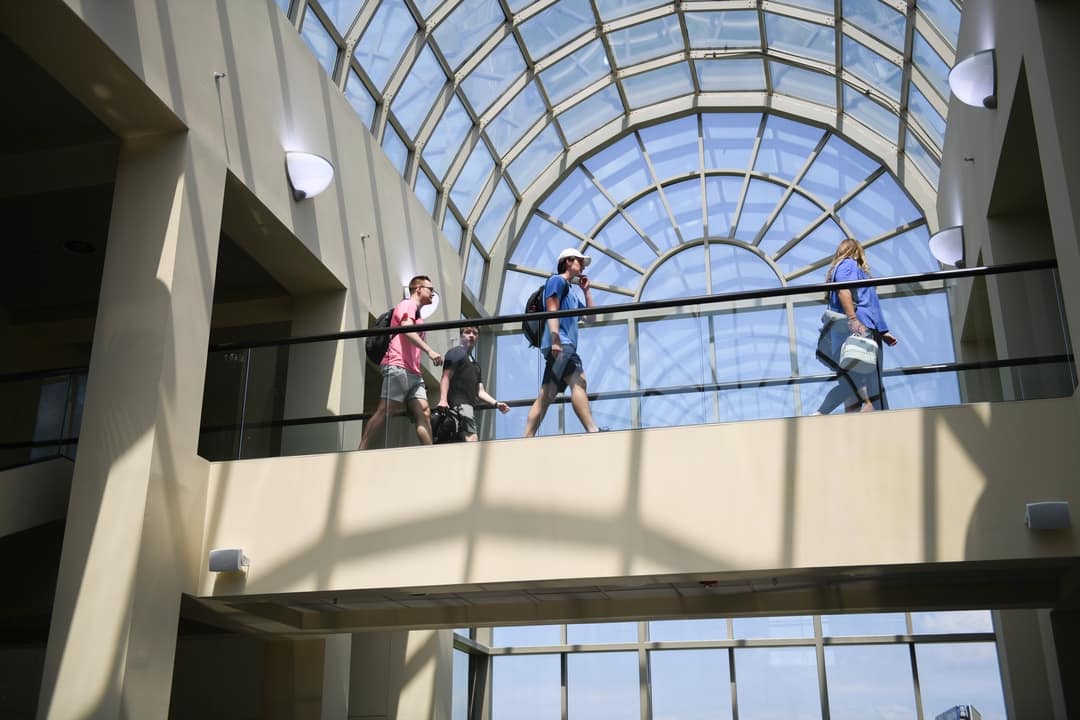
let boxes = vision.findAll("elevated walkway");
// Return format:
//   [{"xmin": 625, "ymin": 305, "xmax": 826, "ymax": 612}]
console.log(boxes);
[{"xmin": 194, "ymin": 397, "xmax": 1080, "ymax": 634}]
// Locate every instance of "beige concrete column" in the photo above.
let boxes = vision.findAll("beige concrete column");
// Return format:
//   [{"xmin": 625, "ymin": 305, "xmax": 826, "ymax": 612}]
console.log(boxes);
[
  {"xmin": 993, "ymin": 609, "xmax": 1067, "ymax": 719},
  {"xmin": 265, "ymin": 639, "xmax": 328, "ymax": 720},
  {"xmin": 348, "ymin": 630, "xmax": 453, "ymax": 720},
  {"xmin": 321, "ymin": 634, "xmax": 353, "ymax": 720},
  {"xmin": 36, "ymin": 132, "xmax": 225, "ymax": 720}
]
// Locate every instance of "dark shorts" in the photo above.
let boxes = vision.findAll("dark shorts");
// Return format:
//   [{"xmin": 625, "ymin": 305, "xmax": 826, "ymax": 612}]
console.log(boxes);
[{"xmin": 542, "ymin": 346, "xmax": 584, "ymax": 393}]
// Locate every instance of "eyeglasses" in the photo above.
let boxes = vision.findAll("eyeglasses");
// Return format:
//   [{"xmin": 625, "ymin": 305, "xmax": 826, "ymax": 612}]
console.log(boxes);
[{"xmin": 417, "ymin": 285, "xmax": 436, "ymax": 294}]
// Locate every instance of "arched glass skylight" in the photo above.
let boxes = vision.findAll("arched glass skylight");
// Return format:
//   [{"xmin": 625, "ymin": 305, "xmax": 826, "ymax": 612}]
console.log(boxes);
[
  {"xmin": 277, "ymin": 0, "xmax": 961, "ymax": 310},
  {"xmin": 499, "ymin": 112, "xmax": 936, "ymax": 314}
]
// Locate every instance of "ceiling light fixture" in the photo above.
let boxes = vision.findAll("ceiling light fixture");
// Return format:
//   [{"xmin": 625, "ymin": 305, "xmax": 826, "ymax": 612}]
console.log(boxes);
[
  {"xmin": 929, "ymin": 226, "xmax": 965, "ymax": 267},
  {"xmin": 285, "ymin": 151, "xmax": 334, "ymax": 201},
  {"xmin": 949, "ymin": 49, "xmax": 997, "ymax": 109}
]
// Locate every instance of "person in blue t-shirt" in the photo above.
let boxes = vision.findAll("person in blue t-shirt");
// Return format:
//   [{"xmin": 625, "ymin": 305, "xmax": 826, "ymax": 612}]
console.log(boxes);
[
  {"xmin": 813, "ymin": 238, "xmax": 899, "ymax": 414},
  {"xmin": 523, "ymin": 248, "xmax": 602, "ymax": 436}
]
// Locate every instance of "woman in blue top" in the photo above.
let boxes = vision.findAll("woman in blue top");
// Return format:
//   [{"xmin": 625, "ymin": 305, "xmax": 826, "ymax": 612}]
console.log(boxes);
[{"xmin": 813, "ymin": 238, "xmax": 899, "ymax": 414}]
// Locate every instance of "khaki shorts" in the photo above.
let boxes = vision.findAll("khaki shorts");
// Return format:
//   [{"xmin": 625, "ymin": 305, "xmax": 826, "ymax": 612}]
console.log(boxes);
[
  {"xmin": 454, "ymin": 403, "xmax": 478, "ymax": 437},
  {"xmin": 380, "ymin": 365, "xmax": 427, "ymax": 404}
]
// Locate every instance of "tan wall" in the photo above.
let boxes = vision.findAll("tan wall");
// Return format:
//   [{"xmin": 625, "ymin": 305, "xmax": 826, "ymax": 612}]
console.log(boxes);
[{"xmin": 202, "ymin": 398, "xmax": 1080, "ymax": 598}]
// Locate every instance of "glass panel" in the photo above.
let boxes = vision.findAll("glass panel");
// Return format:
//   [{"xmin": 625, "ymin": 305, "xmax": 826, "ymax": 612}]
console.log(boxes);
[
  {"xmin": 492, "ymin": 654, "xmax": 561, "ymax": 720},
  {"xmin": 461, "ymin": 35, "xmax": 527, "ymax": 114},
  {"xmin": 759, "ymin": 192, "xmax": 826, "ymax": 259},
  {"xmin": 770, "ymin": 62, "xmax": 837, "ymax": 107},
  {"xmin": 566, "ymin": 652, "xmax": 640, "ymax": 719},
  {"xmin": 640, "ymin": 115, "xmax": 699, "ymax": 182},
  {"xmin": 734, "ymin": 647, "xmax": 822, "ymax": 719},
  {"xmin": 492, "ymin": 625, "xmax": 562, "ymax": 647},
  {"xmin": 754, "ymin": 115, "xmax": 826, "ymax": 183},
  {"xmin": 320, "ymin": 0, "xmax": 365, "ymax": 35},
  {"xmin": 702, "ymin": 113, "xmax": 759, "ymax": 171},
  {"xmin": 641, "ymin": 245, "xmax": 706, "ymax": 301},
  {"xmin": 595, "ymin": 0, "xmax": 666, "ymax": 22},
  {"xmin": 906, "ymin": 130, "xmax": 941, "ymax": 188},
  {"xmin": 913, "ymin": 31, "xmax": 951, "ymax": 100},
  {"xmin": 381, "ymin": 124, "xmax": 409, "ymax": 174},
  {"xmin": 733, "ymin": 615, "xmax": 814, "ymax": 639},
  {"xmin": 776, "ymin": 0, "xmax": 833, "ymax": 12},
  {"xmin": 649, "ymin": 618, "xmax": 728, "ymax": 641},
  {"xmin": 821, "ymin": 612, "xmax": 907, "ymax": 636},
  {"xmin": 584, "ymin": 135, "xmax": 653, "ymax": 204},
  {"xmin": 696, "ymin": 58, "xmax": 766, "ymax": 92},
  {"xmin": 622, "ymin": 62, "xmax": 694, "ymax": 109},
  {"xmin": 474, "ymin": 179, "xmax": 515, "ymax": 250},
  {"xmin": 915, "ymin": 643, "xmax": 1007, "ymax": 720},
  {"xmin": 487, "ymin": 82, "xmax": 546, "ymax": 157},
  {"xmin": 391, "ymin": 46, "xmax": 445, "ymax": 139},
  {"xmin": 685, "ymin": 10, "xmax": 760, "ymax": 49},
  {"xmin": 582, "ymin": 247, "xmax": 640, "ymax": 288},
  {"xmin": 465, "ymin": 242, "xmax": 486, "ymax": 297},
  {"xmin": 566, "ymin": 621, "xmax": 637, "ymax": 644},
  {"xmin": 498, "ymin": 268, "xmax": 547, "ymax": 315},
  {"xmin": 452, "ymin": 649, "xmax": 469, "ymax": 720},
  {"xmin": 511, "ymin": 215, "xmax": 582, "ymax": 270},
  {"xmin": 911, "ymin": 611, "xmax": 995, "ymax": 635},
  {"xmin": 837, "ymin": 173, "xmax": 920, "ymax": 239},
  {"xmin": 442, "ymin": 212, "xmax": 464, "ymax": 253},
  {"xmin": 773, "ymin": 216, "xmax": 845, "ymax": 277},
  {"xmin": 705, "ymin": 175, "xmax": 746, "ymax": 237},
  {"xmin": 433, "ymin": 0, "xmax": 505, "ymax": 69},
  {"xmin": 843, "ymin": 0, "xmax": 906, "ymax": 51},
  {"xmin": 507, "ymin": 123, "xmax": 563, "ymax": 191},
  {"xmin": 518, "ymin": 0, "xmax": 596, "ymax": 60},
  {"xmin": 625, "ymin": 189, "xmax": 680, "ymax": 253},
  {"xmin": 825, "ymin": 644, "xmax": 917, "ymax": 720},
  {"xmin": 638, "ymin": 315, "xmax": 712, "ymax": 427},
  {"xmin": 594, "ymin": 213, "xmax": 657, "ymax": 269},
  {"xmin": 424, "ymin": 96, "xmax": 472, "ymax": 179},
  {"xmin": 414, "ymin": 170, "xmax": 437, "ymax": 214},
  {"xmin": 344, "ymin": 70, "xmax": 377, "ymax": 129},
  {"xmin": 274, "ymin": 0, "xmax": 291, "ymax": 15},
  {"xmin": 663, "ymin": 178, "xmax": 704, "ymax": 241},
  {"xmin": 354, "ymin": 0, "xmax": 415, "ymax": 90},
  {"xmin": 908, "ymin": 83, "xmax": 946, "ymax": 149},
  {"xmin": 301, "ymin": 10, "xmax": 339, "ymax": 75},
  {"xmin": 451, "ymin": 142, "xmax": 495, "ymax": 215},
  {"xmin": 608, "ymin": 15, "xmax": 683, "ymax": 68},
  {"xmin": 540, "ymin": 168, "xmax": 614, "ymax": 236},
  {"xmin": 801, "ymin": 133, "xmax": 880, "ymax": 208},
  {"xmin": 557, "ymin": 84, "xmax": 623, "ymax": 144},
  {"xmin": 843, "ymin": 36, "xmax": 902, "ymax": 102},
  {"xmin": 734, "ymin": 179, "xmax": 786, "ymax": 241},
  {"xmin": 709, "ymin": 242, "xmax": 780, "ymax": 292},
  {"xmin": 864, "ymin": 225, "xmax": 937, "ymax": 277},
  {"xmin": 650, "ymin": 649, "xmax": 734, "ymax": 720},
  {"xmin": 919, "ymin": 0, "xmax": 962, "ymax": 45},
  {"xmin": 765, "ymin": 12, "xmax": 834, "ymax": 64},
  {"xmin": 844, "ymin": 84, "xmax": 899, "ymax": 142},
  {"xmin": 540, "ymin": 39, "xmax": 611, "ymax": 105},
  {"xmin": 714, "ymin": 307, "xmax": 790, "ymax": 382}
]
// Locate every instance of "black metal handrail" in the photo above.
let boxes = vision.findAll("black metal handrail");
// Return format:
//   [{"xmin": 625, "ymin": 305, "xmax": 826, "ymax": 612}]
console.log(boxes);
[{"xmin": 207, "ymin": 259, "xmax": 1058, "ymax": 352}]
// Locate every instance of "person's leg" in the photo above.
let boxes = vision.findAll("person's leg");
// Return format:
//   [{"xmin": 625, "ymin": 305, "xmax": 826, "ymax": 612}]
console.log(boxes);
[
  {"xmin": 567, "ymin": 370, "xmax": 599, "ymax": 432},
  {"xmin": 359, "ymin": 399, "xmax": 405, "ymax": 449},
  {"xmin": 409, "ymin": 398, "xmax": 433, "ymax": 445},
  {"xmin": 814, "ymin": 382, "xmax": 850, "ymax": 415},
  {"xmin": 523, "ymin": 383, "xmax": 558, "ymax": 437},
  {"xmin": 459, "ymin": 405, "xmax": 479, "ymax": 442}
]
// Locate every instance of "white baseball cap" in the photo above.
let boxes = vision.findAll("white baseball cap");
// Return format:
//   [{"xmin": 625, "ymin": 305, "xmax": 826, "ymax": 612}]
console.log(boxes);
[{"xmin": 556, "ymin": 247, "xmax": 592, "ymax": 268}]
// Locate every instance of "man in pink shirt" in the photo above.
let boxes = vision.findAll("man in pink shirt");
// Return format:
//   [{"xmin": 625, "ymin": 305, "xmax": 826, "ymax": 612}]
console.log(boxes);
[{"xmin": 359, "ymin": 275, "xmax": 443, "ymax": 449}]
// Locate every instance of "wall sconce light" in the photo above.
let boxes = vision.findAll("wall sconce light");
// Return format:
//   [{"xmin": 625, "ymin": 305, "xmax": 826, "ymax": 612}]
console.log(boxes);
[
  {"xmin": 285, "ymin": 151, "xmax": 334, "ymax": 200},
  {"xmin": 949, "ymin": 49, "xmax": 997, "ymax": 109},
  {"xmin": 208, "ymin": 548, "xmax": 250, "ymax": 573},
  {"xmin": 929, "ymin": 226, "xmax": 965, "ymax": 267}
]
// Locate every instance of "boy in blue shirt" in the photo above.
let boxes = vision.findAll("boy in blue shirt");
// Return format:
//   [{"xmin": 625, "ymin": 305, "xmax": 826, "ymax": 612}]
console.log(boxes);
[{"xmin": 523, "ymin": 248, "xmax": 602, "ymax": 436}]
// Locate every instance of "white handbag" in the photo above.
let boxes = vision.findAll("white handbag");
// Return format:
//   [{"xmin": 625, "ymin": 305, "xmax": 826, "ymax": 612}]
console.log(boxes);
[{"xmin": 839, "ymin": 333, "xmax": 878, "ymax": 373}]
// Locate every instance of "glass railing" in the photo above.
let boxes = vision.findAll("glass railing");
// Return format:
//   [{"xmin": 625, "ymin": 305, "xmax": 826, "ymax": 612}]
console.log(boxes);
[
  {"xmin": 196, "ymin": 259, "xmax": 1073, "ymax": 459},
  {"xmin": 2, "ymin": 261, "xmax": 1071, "ymax": 467},
  {"xmin": 0, "ymin": 367, "xmax": 86, "ymax": 470}
]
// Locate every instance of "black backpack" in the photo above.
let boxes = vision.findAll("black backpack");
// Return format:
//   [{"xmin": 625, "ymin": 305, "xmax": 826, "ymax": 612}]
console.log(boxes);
[
  {"xmin": 430, "ymin": 406, "xmax": 462, "ymax": 444},
  {"xmin": 365, "ymin": 309, "xmax": 393, "ymax": 365},
  {"xmin": 522, "ymin": 281, "xmax": 568, "ymax": 347}
]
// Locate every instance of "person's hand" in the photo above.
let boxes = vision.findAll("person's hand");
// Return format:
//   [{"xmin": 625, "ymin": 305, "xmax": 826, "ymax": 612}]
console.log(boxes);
[
  {"xmin": 495, "ymin": 401, "xmax": 510, "ymax": 414},
  {"xmin": 428, "ymin": 349, "xmax": 443, "ymax": 366},
  {"xmin": 882, "ymin": 332, "xmax": 898, "ymax": 346},
  {"xmin": 847, "ymin": 317, "xmax": 867, "ymax": 336},
  {"xmin": 550, "ymin": 340, "xmax": 562, "ymax": 357},
  {"xmin": 437, "ymin": 401, "xmax": 449, "ymax": 409},
  {"xmin": 578, "ymin": 274, "xmax": 590, "ymax": 292}
]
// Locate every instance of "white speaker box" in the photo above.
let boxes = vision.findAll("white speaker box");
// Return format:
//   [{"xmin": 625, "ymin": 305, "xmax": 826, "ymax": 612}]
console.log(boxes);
[
  {"xmin": 208, "ymin": 548, "xmax": 250, "ymax": 572},
  {"xmin": 1025, "ymin": 502, "xmax": 1070, "ymax": 530}
]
